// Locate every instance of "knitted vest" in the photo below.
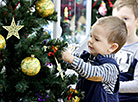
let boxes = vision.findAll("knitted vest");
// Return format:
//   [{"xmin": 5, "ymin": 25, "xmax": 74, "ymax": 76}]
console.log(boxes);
[{"xmin": 76, "ymin": 51, "xmax": 119, "ymax": 102}]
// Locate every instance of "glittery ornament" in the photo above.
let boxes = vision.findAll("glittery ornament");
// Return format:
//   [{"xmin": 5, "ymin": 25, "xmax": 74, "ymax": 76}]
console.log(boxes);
[
  {"xmin": 46, "ymin": 63, "xmax": 53, "ymax": 68},
  {"xmin": 21, "ymin": 55, "xmax": 41, "ymax": 76},
  {"xmin": 2, "ymin": 17, "xmax": 24, "ymax": 39},
  {"xmin": 98, "ymin": 1, "xmax": 107, "ymax": 16},
  {"xmin": 43, "ymin": 46, "xmax": 47, "ymax": 52},
  {"xmin": 0, "ymin": 34, "xmax": 6, "ymax": 50},
  {"xmin": 72, "ymin": 96, "xmax": 80, "ymax": 102},
  {"xmin": 28, "ymin": 7, "xmax": 35, "ymax": 15},
  {"xmin": 64, "ymin": 7, "xmax": 69, "ymax": 23},
  {"xmin": 36, "ymin": 0, "xmax": 54, "ymax": 17},
  {"xmin": 54, "ymin": 57, "xmax": 64, "ymax": 79},
  {"xmin": 44, "ymin": 39, "xmax": 47, "ymax": 44},
  {"xmin": 67, "ymin": 88, "xmax": 80, "ymax": 102},
  {"xmin": 68, "ymin": 88, "xmax": 78, "ymax": 94},
  {"xmin": 54, "ymin": 46, "xmax": 58, "ymax": 50}
]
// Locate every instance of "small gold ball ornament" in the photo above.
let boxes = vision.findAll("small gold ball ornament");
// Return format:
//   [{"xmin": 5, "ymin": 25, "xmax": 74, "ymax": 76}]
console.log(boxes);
[
  {"xmin": 72, "ymin": 96, "xmax": 80, "ymax": 102},
  {"xmin": 21, "ymin": 55, "xmax": 41, "ymax": 76},
  {"xmin": 67, "ymin": 88, "xmax": 80, "ymax": 102},
  {"xmin": 36, "ymin": 0, "xmax": 54, "ymax": 17},
  {"xmin": 0, "ymin": 34, "xmax": 6, "ymax": 50}
]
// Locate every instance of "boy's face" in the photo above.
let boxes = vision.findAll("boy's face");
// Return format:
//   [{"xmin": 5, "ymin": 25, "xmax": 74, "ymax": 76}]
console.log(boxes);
[
  {"xmin": 88, "ymin": 24, "xmax": 114, "ymax": 56},
  {"xmin": 113, "ymin": 6, "xmax": 138, "ymax": 37}
]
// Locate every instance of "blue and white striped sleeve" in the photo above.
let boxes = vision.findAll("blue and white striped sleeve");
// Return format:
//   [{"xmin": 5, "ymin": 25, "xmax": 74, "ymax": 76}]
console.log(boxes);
[{"xmin": 71, "ymin": 56, "xmax": 119, "ymax": 83}]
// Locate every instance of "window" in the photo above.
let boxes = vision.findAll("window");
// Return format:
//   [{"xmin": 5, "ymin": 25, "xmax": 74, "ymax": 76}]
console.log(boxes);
[{"xmin": 60, "ymin": 0, "xmax": 91, "ymax": 45}]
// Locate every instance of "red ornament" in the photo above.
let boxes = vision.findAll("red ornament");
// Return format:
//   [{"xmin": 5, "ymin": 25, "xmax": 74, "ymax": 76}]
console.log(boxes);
[
  {"xmin": 48, "ymin": 46, "xmax": 57, "ymax": 56},
  {"xmin": 4, "ymin": 12, "xmax": 7, "ymax": 15},
  {"xmin": 68, "ymin": 6, "xmax": 72, "ymax": 10},
  {"xmin": 13, "ymin": 1, "xmax": 20, "ymax": 11},
  {"xmin": 69, "ymin": 14, "xmax": 72, "ymax": 17},
  {"xmin": 108, "ymin": 0, "xmax": 113, "ymax": 7},
  {"xmin": 92, "ymin": 0, "xmax": 99, "ymax": 7}
]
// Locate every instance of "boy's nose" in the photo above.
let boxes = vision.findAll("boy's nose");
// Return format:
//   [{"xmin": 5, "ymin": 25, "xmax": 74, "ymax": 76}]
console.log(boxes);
[
  {"xmin": 88, "ymin": 39, "xmax": 93, "ymax": 45},
  {"xmin": 90, "ymin": 37, "xmax": 94, "ymax": 43}
]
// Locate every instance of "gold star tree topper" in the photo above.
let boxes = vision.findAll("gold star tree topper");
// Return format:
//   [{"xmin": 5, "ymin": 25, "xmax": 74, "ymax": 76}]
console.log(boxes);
[{"xmin": 2, "ymin": 17, "xmax": 24, "ymax": 39}]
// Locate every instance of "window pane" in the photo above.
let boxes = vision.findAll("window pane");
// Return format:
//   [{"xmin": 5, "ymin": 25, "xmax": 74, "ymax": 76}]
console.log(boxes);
[{"xmin": 61, "ymin": 0, "xmax": 87, "ymax": 44}]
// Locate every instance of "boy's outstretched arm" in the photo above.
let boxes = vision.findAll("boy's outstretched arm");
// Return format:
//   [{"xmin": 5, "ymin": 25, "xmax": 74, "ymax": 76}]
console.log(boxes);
[{"xmin": 62, "ymin": 51, "xmax": 118, "ymax": 84}]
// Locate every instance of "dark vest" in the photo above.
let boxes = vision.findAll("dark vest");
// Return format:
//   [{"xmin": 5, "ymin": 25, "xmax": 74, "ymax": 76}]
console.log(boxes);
[
  {"xmin": 76, "ymin": 51, "xmax": 119, "ymax": 102},
  {"xmin": 119, "ymin": 58, "xmax": 138, "ymax": 102}
]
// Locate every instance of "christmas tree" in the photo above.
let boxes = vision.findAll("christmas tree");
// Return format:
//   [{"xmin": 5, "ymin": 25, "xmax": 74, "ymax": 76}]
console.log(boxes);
[{"xmin": 0, "ymin": 0, "xmax": 77, "ymax": 101}]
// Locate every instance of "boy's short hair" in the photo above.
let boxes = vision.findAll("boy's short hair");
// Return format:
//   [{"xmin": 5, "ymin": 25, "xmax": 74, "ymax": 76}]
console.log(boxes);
[
  {"xmin": 95, "ymin": 16, "xmax": 127, "ymax": 53},
  {"xmin": 113, "ymin": 0, "xmax": 138, "ymax": 18}
]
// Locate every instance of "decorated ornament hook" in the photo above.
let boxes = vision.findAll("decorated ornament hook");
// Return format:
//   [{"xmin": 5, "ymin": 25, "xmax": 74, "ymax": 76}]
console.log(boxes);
[{"xmin": 48, "ymin": 46, "xmax": 57, "ymax": 56}]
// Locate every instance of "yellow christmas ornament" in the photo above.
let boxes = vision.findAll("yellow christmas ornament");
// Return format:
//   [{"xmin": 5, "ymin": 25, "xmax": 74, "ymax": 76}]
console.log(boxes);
[
  {"xmin": 67, "ymin": 88, "xmax": 80, "ymax": 102},
  {"xmin": 54, "ymin": 57, "xmax": 64, "ymax": 79},
  {"xmin": 0, "ymin": 34, "xmax": 6, "ymax": 50},
  {"xmin": 68, "ymin": 88, "xmax": 78, "ymax": 94},
  {"xmin": 2, "ymin": 17, "xmax": 24, "ymax": 39},
  {"xmin": 21, "ymin": 55, "xmax": 41, "ymax": 76},
  {"xmin": 72, "ymin": 96, "xmax": 80, "ymax": 102},
  {"xmin": 36, "ymin": 0, "xmax": 54, "ymax": 17}
]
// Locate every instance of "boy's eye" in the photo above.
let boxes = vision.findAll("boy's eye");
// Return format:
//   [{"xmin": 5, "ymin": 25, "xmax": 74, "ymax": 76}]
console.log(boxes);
[
  {"xmin": 95, "ymin": 38, "xmax": 99, "ymax": 41},
  {"xmin": 123, "ymin": 17, "xmax": 128, "ymax": 21}
]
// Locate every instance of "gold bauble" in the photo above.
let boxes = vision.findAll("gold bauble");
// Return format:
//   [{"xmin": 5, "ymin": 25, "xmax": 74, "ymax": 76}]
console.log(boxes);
[
  {"xmin": 68, "ymin": 88, "xmax": 78, "ymax": 94},
  {"xmin": 0, "ymin": 34, "xmax": 6, "ymax": 50},
  {"xmin": 73, "ymin": 96, "xmax": 80, "ymax": 102},
  {"xmin": 21, "ymin": 55, "xmax": 41, "ymax": 76},
  {"xmin": 67, "ymin": 88, "xmax": 80, "ymax": 102},
  {"xmin": 36, "ymin": 0, "xmax": 54, "ymax": 17}
]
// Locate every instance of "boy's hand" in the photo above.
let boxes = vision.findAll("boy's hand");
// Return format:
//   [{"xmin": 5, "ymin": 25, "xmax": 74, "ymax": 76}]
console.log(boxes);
[{"xmin": 62, "ymin": 51, "xmax": 74, "ymax": 64}]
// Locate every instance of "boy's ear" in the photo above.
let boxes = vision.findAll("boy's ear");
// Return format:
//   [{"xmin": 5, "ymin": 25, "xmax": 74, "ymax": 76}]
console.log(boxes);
[
  {"xmin": 108, "ymin": 43, "xmax": 119, "ymax": 53},
  {"xmin": 136, "ymin": 17, "xmax": 138, "ymax": 27}
]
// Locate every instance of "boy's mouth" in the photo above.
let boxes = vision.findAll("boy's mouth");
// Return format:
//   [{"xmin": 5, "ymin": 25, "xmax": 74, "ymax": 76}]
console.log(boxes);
[{"xmin": 88, "ymin": 45, "xmax": 94, "ymax": 50}]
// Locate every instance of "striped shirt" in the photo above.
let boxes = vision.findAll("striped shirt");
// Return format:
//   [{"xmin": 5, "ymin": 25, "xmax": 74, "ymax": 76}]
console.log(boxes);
[{"xmin": 71, "ymin": 54, "xmax": 119, "ymax": 94}]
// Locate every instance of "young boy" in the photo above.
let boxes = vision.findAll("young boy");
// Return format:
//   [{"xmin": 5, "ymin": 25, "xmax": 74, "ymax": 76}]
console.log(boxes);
[
  {"xmin": 112, "ymin": 0, "xmax": 138, "ymax": 101},
  {"xmin": 62, "ymin": 16, "xmax": 127, "ymax": 102}
]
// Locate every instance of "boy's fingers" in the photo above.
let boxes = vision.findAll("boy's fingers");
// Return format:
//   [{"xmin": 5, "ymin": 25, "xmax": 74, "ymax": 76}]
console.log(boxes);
[{"xmin": 62, "ymin": 47, "xmax": 67, "ymax": 52}]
